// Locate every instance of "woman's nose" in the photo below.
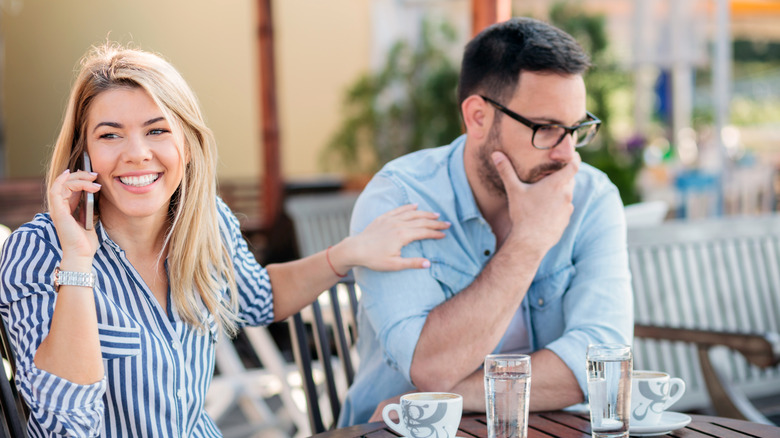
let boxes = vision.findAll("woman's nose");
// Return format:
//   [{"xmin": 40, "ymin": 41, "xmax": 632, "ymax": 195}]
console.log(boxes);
[{"xmin": 123, "ymin": 134, "xmax": 153, "ymax": 163}]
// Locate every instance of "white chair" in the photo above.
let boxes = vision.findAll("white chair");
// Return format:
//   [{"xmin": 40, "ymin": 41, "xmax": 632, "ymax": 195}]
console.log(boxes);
[
  {"xmin": 624, "ymin": 201, "xmax": 669, "ymax": 228},
  {"xmin": 207, "ymin": 330, "xmax": 310, "ymax": 438}
]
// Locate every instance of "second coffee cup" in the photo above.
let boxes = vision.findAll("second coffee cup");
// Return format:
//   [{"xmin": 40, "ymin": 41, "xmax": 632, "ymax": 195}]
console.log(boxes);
[{"xmin": 630, "ymin": 370, "xmax": 686, "ymax": 427}]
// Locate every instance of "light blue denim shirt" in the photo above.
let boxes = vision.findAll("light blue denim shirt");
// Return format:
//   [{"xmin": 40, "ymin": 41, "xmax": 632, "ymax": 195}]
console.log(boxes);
[{"xmin": 338, "ymin": 135, "xmax": 633, "ymax": 426}]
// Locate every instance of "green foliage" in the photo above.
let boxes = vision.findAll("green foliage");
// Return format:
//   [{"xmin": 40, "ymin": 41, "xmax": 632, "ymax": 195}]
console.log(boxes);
[
  {"xmin": 322, "ymin": 20, "xmax": 462, "ymax": 174},
  {"xmin": 548, "ymin": 2, "xmax": 640, "ymax": 204}
]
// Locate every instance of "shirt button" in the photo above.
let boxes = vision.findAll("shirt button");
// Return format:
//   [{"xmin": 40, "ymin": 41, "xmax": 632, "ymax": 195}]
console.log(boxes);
[
  {"xmin": 172, "ymin": 342, "xmax": 179, "ymax": 350},
  {"xmin": 177, "ymin": 389, "xmax": 184, "ymax": 398},
  {"xmin": 538, "ymin": 298, "xmax": 544, "ymax": 306},
  {"xmin": 484, "ymin": 249, "xmax": 491, "ymax": 256}
]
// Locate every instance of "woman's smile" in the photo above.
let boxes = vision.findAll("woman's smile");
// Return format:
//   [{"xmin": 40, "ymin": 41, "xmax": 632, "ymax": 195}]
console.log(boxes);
[{"xmin": 118, "ymin": 173, "xmax": 161, "ymax": 188}]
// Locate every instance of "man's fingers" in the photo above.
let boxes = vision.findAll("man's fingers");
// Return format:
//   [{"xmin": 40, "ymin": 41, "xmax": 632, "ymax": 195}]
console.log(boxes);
[
  {"xmin": 491, "ymin": 151, "xmax": 526, "ymax": 193},
  {"xmin": 540, "ymin": 152, "xmax": 581, "ymax": 187}
]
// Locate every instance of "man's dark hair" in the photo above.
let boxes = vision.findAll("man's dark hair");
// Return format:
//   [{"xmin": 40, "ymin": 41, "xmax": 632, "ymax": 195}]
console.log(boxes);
[{"xmin": 457, "ymin": 17, "xmax": 591, "ymax": 107}]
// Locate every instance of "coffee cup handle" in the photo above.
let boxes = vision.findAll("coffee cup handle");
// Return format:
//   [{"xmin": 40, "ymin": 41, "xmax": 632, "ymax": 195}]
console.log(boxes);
[
  {"xmin": 382, "ymin": 403, "xmax": 407, "ymax": 436},
  {"xmin": 663, "ymin": 378, "xmax": 686, "ymax": 410}
]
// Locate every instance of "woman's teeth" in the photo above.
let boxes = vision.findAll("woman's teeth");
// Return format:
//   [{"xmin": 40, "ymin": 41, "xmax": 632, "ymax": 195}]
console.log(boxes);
[{"xmin": 119, "ymin": 174, "xmax": 159, "ymax": 187}]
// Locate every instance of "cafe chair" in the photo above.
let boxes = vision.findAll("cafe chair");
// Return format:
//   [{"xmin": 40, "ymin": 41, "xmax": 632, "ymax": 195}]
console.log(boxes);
[
  {"xmin": 207, "ymin": 328, "xmax": 309, "ymax": 438},
  {"xmin": 635, "ymin": 324, "xmax": 780, "ymax": 425},
  {"xmin": 284, "ymin": 192, "xmax": 362, "ymax": 433},
  {"xmin": 629, "ymin": 213, "xmax": 780, "ymax": 425},
  {"xmin": 284, "ymin": 192, "xmax": 360, "ymax": 258},
  {"xmin": 0, "ymin": 318, "xmax": 28, "ymax": 438},
  {"xmin": 288, "ymin": 276, "xmax": 360, "ymax": 434}
]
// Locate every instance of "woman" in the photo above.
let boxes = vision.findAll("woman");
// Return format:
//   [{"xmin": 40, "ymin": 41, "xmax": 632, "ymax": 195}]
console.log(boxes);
[{"xmin": 0, "ymin": 43, "xmax": 448, "ymax": 437}]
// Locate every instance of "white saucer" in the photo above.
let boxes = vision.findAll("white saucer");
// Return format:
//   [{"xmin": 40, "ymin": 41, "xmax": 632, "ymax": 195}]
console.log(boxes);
[{"xmin": 630, "ymin": 412, "xmax": 691, "ymax": 436}]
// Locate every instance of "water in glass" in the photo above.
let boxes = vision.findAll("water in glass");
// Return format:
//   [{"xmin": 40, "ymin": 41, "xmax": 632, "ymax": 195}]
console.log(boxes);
[
  {"xmin": 485, "ymin": 372, "xmax": 530, "ymax": 438},
  {"xmin": 587, "ymin": 354, "xmax": 632, "ymax": 438}
]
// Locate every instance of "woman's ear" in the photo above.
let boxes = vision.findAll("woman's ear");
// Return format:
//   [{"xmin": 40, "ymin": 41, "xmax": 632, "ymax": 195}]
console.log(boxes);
[{"xmin": 461, "ymin": 95, "xmax": 492, "ymax": 141}]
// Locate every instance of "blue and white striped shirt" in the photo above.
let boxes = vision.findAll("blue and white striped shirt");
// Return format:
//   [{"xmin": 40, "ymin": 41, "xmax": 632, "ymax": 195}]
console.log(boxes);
[{"xmin": 0, "ymin": 197, "xmax": 274, "ymax": 437}]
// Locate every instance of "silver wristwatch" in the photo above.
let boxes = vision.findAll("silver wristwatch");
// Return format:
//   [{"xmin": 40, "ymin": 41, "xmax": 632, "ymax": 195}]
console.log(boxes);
[{"xmin": 53, "ymin": 267, "xmax": 96, "ymax": 291}]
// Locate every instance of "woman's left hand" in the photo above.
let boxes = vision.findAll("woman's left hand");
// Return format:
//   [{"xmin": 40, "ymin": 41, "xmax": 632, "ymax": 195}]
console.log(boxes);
[{"xmin": 335, "ymin": 204, "xmax": 449, "ymax": 273}]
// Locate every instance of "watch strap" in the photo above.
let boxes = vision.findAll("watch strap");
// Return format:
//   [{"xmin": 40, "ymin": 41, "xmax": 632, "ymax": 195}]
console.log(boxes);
[{"xmin": 54, "ymin": 267, "xmax": 95, "ymax": 291}]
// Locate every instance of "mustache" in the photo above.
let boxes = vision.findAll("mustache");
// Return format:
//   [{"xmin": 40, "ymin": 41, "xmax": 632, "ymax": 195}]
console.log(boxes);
[{"xmin": 529, "ymin": 161, "xmax": 567, "ymax": 180}]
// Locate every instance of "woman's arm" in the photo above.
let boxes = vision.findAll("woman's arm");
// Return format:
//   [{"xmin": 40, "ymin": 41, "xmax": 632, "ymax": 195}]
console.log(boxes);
[
  {"xmin": 33, "ymin": 169, "xmax": 104, "ymax": 384},
  {"xmin": 266, "ymin": 204, "xmax": 449, "ymax": 321}
]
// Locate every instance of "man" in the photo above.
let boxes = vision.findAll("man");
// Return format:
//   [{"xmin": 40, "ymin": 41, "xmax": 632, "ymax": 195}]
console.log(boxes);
[{"xmin": 338, "ymin": 17, "xmax": 633, "ymax": 426}]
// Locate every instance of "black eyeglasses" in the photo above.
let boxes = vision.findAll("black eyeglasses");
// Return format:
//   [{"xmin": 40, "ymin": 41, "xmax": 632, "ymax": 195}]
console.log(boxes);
[{"xmin": 481, "ymin": 95, "xmax": 601, "ymax": 150}]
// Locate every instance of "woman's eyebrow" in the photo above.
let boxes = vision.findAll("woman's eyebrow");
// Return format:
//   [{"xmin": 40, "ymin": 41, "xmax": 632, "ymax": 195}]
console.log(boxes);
[
  {"xmin": 93, "ymin": 117, "xmax": 166, "ymax": 133},
  {"xmin": 93, "ymin": 121, "xmax": 122, "ymax": 133},
  {"xmin": 143, "ymin": 117, "xmax": 165, "ymax": 126}
]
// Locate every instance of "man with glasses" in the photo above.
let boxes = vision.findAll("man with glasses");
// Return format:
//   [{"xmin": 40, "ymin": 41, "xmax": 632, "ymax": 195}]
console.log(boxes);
[{"xmin": 339, "ymin": 17, "xmax": 632, "ymax": 426}]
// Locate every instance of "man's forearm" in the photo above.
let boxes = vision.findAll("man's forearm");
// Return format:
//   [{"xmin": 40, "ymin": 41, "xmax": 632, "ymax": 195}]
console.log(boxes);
[
  {"xmin": 409, "ymin": 235, "xmax": 544, "ymax": 391},
  {"xmin": 447, "ymin": 349, "xmax": 583, "ymax": 413},
  {"xmin": 528, "ymin": 349, "xmax": 583, "ymax": 410}
]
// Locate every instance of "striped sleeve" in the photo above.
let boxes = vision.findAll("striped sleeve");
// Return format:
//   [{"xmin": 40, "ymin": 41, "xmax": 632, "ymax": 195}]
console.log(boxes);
[
  {"xmin": 216, "ymin": 198, "xmax": 274, "ymax": 327},
  {"xmin": 0, "ymin": 222, "xmax": 107, "ymax": 436}
]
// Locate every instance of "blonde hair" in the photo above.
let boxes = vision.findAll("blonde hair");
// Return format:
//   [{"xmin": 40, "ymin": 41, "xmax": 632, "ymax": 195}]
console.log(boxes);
[{"xmin": 46, "ymin": 43, "xmax": 239, "ymax": 334}]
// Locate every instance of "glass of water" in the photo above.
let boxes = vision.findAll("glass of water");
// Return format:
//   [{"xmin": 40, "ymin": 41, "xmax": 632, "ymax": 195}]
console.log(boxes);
[
  {"xmin": 586, "ymin": 344, "xmax": 633, "ymax": 438},
  {"xmin": 484, "ymin": 354, "xmax": 531, "ymax": 438}
]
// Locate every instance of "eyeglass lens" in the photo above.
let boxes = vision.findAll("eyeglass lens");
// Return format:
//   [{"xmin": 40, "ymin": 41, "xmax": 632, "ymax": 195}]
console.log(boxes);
[{"xmin": 533, "ymin": 123, "xmax": 598, "ymax": 149}]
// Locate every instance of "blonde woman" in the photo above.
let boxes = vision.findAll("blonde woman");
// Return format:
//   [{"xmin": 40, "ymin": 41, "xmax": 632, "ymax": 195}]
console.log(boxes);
[{"xmin": 0, "ymin": 43, "xmax": 448, "ymax": 437}]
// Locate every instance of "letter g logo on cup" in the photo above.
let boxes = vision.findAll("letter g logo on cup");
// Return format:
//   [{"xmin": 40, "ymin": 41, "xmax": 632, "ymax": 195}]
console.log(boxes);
[
  {"xmin": 382, "ymin": 392, "xmax": 463, "ymax": 438},
  {"xmin": 630, "ymin": 371, "xmax": 686, "ymax": 427}
]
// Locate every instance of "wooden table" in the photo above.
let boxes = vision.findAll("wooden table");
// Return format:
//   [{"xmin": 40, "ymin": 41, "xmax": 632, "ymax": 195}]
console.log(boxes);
[{"xmin": 312, "ymin": 411, "xmax": 780, "ymax": 438}]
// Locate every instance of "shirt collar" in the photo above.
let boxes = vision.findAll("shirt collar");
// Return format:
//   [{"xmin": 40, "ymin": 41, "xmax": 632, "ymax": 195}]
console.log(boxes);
[
  {"xmin": 95, "ymin": 220, "xmax": 122, "ymax": 251},
  {"xmin": 448, "ymin": 134, "xmax": 483, "ymax": 222}
]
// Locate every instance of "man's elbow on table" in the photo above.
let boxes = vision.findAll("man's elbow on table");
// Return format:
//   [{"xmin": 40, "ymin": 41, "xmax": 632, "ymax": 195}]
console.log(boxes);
[{"xmin": 409, "ymin": 357, "xmax": 461, "ymax": 392}]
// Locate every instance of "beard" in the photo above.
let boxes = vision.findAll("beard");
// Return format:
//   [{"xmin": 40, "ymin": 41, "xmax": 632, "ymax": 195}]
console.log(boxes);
[{"xmin": 477, "ymin": 119, "xmax": 567, "ymax": 197}]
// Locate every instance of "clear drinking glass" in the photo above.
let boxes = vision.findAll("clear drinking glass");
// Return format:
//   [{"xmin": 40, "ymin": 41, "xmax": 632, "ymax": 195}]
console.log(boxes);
[
  {"xmin": 484, "ymin": 354, "xmax": 531, "ymax": 438},
  {"xmin": 586, "ymin": 344, "xmax": 633, "ymax": 438}
]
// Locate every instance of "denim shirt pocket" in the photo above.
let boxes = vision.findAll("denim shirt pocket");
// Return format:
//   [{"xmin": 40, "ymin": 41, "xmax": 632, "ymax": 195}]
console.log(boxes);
[
  {"xmin": 97, "ymin": 322, "xmax": 141, "ymax": 360},
  {"xmin": 429, "ymin": 260, "xmax": 480, "ymax": 299},
  {"xmin": 527, "ymin": 264, "xmax": 576, "ymax": 312}
]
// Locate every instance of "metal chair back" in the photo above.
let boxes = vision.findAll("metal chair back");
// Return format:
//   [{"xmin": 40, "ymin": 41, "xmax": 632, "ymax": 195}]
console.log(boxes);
[
  {"xmin": 288, "ymin": 277, "xmax": 359, "ymax": 434},
  {"xmin": 0, "ymin": 318, "xmax": 27, "ymax": 437}
]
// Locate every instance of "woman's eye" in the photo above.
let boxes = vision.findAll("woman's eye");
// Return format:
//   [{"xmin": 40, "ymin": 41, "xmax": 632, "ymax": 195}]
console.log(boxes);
[
  {"xmin": 148, "ymin": 128, "xmax": 169, "ymax": 136},
  {"xmin": 99, "ymin": 133, "xmax": 119, "ymax": 139}
]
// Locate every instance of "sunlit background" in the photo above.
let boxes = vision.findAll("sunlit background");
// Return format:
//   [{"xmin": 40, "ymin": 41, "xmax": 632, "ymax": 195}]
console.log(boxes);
[
  {"xmin": 2, "ymin": 0, "xmax": 779, "ymax": 234},
  {"xmin": 1, "ymin": 1, "xmax": 780, "ymax": 436}
]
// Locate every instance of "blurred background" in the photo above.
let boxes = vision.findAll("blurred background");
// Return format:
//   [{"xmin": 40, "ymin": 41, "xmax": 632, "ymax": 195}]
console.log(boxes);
[
  {"xmin": 2, "ymin": 0, "xmax": 780, "ymax": 261},
  {"xmin": 1, "ymin": 1, "xmax": 779, "ymax": 436}
]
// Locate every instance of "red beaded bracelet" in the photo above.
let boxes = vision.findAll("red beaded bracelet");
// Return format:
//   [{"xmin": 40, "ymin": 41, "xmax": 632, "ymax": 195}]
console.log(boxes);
[{"xmin": 326, "ymin": 246, "xmax": 347, "ymax": 278}]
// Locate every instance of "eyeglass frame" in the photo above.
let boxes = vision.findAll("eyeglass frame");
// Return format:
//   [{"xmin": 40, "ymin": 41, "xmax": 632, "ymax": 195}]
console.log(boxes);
[{"xmin": 480, "ymin": 95, "xmax": 601, "ymax": 150}]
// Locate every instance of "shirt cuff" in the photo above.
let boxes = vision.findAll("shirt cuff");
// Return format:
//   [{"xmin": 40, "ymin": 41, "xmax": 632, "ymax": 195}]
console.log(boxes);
[
  {"xmin": 25, "ymin": 363, "xmax": 106, "ymax": 436},
  {"xmin": 544, "ymin": 334, "xmax": 591, "ymax": 397}
]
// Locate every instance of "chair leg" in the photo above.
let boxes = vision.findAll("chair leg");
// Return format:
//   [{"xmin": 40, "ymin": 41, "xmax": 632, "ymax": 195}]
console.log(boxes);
[
  {"xmin": 698, "ymin": 345, "xmax": 774, "ymax": 425},
  {"xmin": 290, "ymin": 313, "xmax": 325, "ymax": 434}
]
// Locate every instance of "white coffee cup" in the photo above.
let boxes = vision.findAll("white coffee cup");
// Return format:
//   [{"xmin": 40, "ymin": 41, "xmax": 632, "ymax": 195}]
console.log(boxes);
[
  {"xmin": 630, "ymin": 370, "xmax": 686, "ymax": 427},
  {"xmin": 382, "ymin": 392, "xmax": 463, "ymax": 438}
]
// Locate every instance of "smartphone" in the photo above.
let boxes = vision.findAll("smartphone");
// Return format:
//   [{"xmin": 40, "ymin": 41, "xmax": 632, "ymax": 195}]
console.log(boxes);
[{"xmin": 81, "ymin": 151, "xmax": 95, "ymax": 230}]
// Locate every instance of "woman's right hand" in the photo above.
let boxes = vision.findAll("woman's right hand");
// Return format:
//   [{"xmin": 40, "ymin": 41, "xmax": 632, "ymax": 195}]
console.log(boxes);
[{"xmin": 48, "ymin": 169, "xmax": 101, "ymax": 260}]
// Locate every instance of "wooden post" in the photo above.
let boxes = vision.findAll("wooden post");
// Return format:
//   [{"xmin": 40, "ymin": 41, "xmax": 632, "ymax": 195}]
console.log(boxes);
[
  {"xmin": 257, "ymin": 0, "xmax": 281, "ymax": 230},
  {"xmin": 471, "ymin": 0, "xmax": 512, "ymax": 37}
]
